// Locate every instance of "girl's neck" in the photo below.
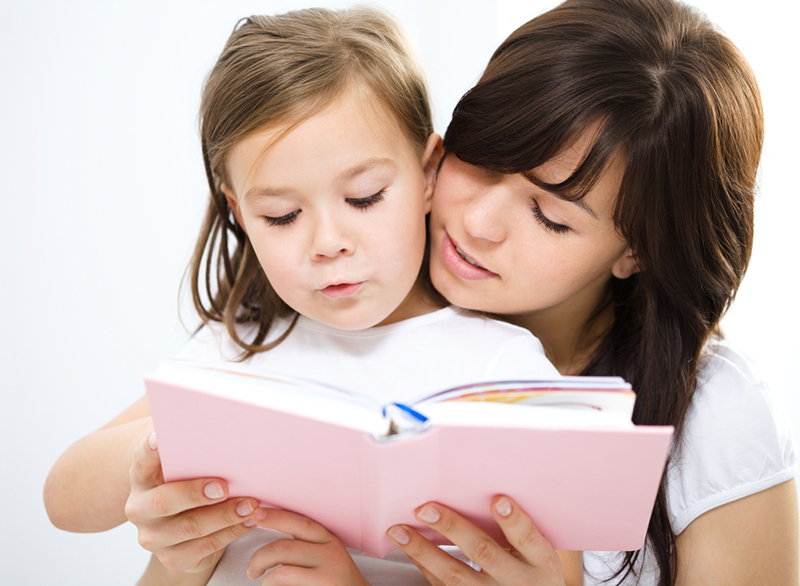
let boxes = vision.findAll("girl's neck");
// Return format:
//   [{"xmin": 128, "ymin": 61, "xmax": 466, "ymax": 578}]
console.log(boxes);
[
  {"xmin": 378, "ymin": 276, "xmax": 448, "ymax": 326},
  {"xmin": 503, "ymin": 288, "xmax": 614, "ymax": 376}
]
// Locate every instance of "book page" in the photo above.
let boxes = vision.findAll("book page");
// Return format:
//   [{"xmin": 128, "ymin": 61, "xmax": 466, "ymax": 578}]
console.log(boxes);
[{"xmin": 154, "ymin": 360, "xmax": 390, "ymax": 436}]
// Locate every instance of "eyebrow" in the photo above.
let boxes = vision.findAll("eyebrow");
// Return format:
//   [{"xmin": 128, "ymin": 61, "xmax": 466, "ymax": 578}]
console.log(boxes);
[
  {"xmin": 242, "ymin": 157, "xmax": 397, "ymax": 204},
  {"xmin": 562, "ymin": 196, "xmax": 598, "ymax": 221}
]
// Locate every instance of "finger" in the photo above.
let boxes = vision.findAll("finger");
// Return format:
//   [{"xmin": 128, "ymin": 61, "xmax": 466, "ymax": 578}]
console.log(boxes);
[
  {"xmin": 141, "ymin": 496, "xmax": 259, "ymax": 551},
  {"xmin": 156, "ymin": 519, "xmax": 257, "ymax": 572},
  {"xmin": 252, "ymin": 507, "xmax": 331, "ymax": 544},
  {"xmin": 129, "ymin": 431, "xmax": 165, "ymax": 491},
  {"xmin": 134, "ymin": 476, "xmax": 233, "ymax": 523},
  {"xmin": 414, "ymin": 502, "xmax": 515, "ymax": 577},
  {"xmin": 258, "ymin": 565, "xmax": 309, "ymax": 586},
  {"xmin": 406, "ymin": 554, "xmax": 446, "ymax": 586},
  {"xmin": 490, "ymin": 495, "xmax": 557, "ymax": 569},
  {"xmin": 247, "ymin": 538, "xmax": 320, "ymax": 579},
  {"xmin": 387, "ymin": 524, "xmax": 478, "ymax": 586}
]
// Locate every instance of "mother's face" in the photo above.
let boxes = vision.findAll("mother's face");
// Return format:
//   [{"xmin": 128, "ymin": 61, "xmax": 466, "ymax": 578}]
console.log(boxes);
[{"xmin": 428, "ymin": 131, "xmax": 639, "ymax": 322}]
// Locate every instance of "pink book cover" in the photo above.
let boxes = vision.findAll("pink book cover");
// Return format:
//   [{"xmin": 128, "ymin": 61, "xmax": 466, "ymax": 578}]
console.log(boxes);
[{"xmin": 145, "ymin": 371, "xmax": 673, "ymax": 557}]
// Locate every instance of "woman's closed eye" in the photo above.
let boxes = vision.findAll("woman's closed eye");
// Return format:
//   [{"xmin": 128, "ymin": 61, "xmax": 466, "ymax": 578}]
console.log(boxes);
[
  {"xmin": 346, "ymin": 190, "xmax": 385, "ymax": 210},
  {"xmin": 531, "ymin": 201, "xmax": 569, "ymax": 234},
  {"xmin": 263, "ymin": 209, "xmax": 300, "ymax": 227}
]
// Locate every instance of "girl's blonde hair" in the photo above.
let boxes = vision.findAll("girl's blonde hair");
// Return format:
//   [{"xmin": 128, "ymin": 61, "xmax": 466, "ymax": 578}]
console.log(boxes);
[{"xmin": 189, "ymin": 6, "xmax": 434, "ymax": 357}]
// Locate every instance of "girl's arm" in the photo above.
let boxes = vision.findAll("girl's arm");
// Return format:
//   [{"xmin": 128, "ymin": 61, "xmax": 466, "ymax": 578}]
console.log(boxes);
[
  {"xmin": 44, "ymin": 396, "xmax": 258, "ymax": 578},
  {"xmin": 674, "ymin": 479, "xmax": 798, "ymax": 585},
  {"xmin": 137, "ymin": 554, "xmax": 216, "ymax": 586},
  {"xmin": 44, "ymin": 396, "xmax": 152, "ymax": 531},
  {"xmin": 247, "ymin": 507, "xmax": 373, "ymax": 585}
]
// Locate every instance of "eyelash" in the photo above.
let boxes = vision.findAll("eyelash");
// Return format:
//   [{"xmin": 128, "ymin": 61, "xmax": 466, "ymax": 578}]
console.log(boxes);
[
  {"xmin": 263, "ymin": 210, "xmax": 299, "ymax": 227},
  {"xmin": 346, "ymin": 190, "xmax": 385, "ymax": 210},
  {"xmin": 531, "ymin": 202, "xmax": 569, "ymax": 234},
  {"xmin": 262, "ymin": 191, "xmax": 385, "ymax": 227}
]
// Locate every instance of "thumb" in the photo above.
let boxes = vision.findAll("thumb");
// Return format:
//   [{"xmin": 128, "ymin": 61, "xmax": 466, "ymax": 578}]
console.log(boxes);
[{"xmin": 130, "ymin": 431, "xmax": 164, "ymax": 490}]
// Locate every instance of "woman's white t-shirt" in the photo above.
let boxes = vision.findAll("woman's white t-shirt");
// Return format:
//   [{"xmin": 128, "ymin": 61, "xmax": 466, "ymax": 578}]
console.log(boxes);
[
  {"xmin": 178, "ymin": 315, "xmax": 795, "ymax": 585},
  {"xmin": 584, "ymin": 343, "xmax": 797, "ymax": 585}
]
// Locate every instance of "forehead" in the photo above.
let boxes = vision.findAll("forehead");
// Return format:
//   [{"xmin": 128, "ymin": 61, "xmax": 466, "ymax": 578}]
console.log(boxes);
[
  {"xmin": 533, "ymin": 122, "xmax": 605, "ymax": 184},
  {"xmin": 225, "ymin": 87, "xmax": 419, "ymax": 194},
  {"xmin": 532, "ymin": 124, "xmax": 625, "ymax": 217}
]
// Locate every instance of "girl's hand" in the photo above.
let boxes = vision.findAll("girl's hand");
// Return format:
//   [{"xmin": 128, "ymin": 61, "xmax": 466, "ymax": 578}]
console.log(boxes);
[
  {"xmin": 124, "ymin": 431, "xmax": 258, "ymax": 574},
  {"xmin": 247, "ymin": 507, "xmax": 371, "ymax": 585},
  {"xmin": 387, "ymin": 496, "xmax": 580, "ymax": 586}
]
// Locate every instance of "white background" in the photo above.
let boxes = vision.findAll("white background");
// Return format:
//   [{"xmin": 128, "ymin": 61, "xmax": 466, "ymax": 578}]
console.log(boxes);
[{"xmin": 1, "ymin": 0, "xmax": 797, "ymax": 583}]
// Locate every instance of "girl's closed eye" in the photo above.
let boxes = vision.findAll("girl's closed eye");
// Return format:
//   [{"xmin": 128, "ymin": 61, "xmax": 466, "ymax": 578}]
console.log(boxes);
[
  {"xmin": 346, "ymin": 190, "xmax": 385, "ymax": 210},
  {"xmin": 531, "ymin": 200, "xmax": 569, "ymax": 234},
  {"xmin": 264, "ymin": 209, "xmax": 300, "ymax": 227}
]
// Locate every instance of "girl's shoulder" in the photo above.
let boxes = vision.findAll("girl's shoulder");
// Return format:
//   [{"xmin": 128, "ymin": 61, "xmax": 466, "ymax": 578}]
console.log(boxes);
[
  {"xmin": 666, "ymin": 342, "xmax": 797, "ymax": 534},
  {"xmin": 173, "ymin": 317, "xmax": 295, "ymax": 365}
]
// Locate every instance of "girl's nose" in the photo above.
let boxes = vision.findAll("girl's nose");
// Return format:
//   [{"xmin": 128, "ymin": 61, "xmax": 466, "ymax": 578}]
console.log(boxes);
[
  {"xmin": 461, "ymin": 188, "xmax": 509, "ymax": 243},
  {"xmin": 310, "ymin": 215, "xmax": 355, "ymax": 260}
]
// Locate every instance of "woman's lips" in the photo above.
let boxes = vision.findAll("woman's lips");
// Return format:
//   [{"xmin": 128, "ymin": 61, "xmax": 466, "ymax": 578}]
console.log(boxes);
[
  {"xmin": 441, "ymin": 232, "xmax": 497, "ymax": 281},
  {"xmin": 319, "ymin": 282, "xmax": 362, "ymax": 298}
]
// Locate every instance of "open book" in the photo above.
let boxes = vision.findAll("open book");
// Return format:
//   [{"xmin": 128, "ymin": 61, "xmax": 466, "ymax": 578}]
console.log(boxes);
[{"xmin": 145, "ymin": 360, "xmax": 673, "ymax": 557}]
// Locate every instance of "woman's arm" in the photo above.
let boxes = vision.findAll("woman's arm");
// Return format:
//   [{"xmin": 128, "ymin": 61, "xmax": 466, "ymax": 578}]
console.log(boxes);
[{"xmin": 675, "ymin": 479, "xmax": 798, "ymax": 585}]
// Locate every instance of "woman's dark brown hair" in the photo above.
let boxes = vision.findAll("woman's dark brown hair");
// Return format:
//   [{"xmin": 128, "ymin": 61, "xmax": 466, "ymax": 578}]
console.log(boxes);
[
  {"xmin": 188, "ymin": 6, "xmax": 434, "ymax": 357},
  {"xmin": 443, "ymin": 0, "xmax": 763, "ymax": 583}
]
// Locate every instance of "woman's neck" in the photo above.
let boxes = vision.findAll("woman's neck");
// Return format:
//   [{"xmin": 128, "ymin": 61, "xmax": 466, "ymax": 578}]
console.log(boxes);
[{"xmin": 503, "ymin": 290, "xmax": 614, "ymax": 376}]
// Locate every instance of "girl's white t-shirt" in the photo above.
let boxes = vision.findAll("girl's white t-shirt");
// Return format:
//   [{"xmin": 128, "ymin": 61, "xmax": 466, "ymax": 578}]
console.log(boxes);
[{"xmin": 178, "ymin": 306, "xmax": 559, "ymax": 586}]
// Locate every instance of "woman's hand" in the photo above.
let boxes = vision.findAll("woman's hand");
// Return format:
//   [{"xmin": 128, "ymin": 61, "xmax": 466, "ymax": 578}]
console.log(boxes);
[
  {"xmin": 247, "ymin": 507, "xmax": 371, "ymax": 585},
  {"xmin": 124, "ymin": 430, "xmax": 258, "ymax": 575},
  {"xmin": 387, "ymin": 496, "xmax": 582, "ymax": 586}
]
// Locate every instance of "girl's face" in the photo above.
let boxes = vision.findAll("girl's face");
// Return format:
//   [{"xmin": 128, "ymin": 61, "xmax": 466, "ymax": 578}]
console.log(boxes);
[
  {"xmin": 429, "ymin": 130, "xmax": 638, "ymax": 327},
  {"xmin": 224, "ymin": 87, "xmax": 440, "ymax": 330}
]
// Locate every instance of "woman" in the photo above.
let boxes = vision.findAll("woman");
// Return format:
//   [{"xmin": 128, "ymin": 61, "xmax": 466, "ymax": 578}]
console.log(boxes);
[
  {"xmin": 385, "ymin": 0, "xmax": 798, "ymax": 584},
  {"xmin": 124, "ymin": 0, "xmax": 796, "ymax": 583}
]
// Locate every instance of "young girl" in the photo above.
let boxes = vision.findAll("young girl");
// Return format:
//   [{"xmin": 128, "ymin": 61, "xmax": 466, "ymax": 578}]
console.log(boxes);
[
  {"xmin": 385, "ymin": 0, "xmax": 798, "ymax": 585},
  {"xmin": 43, "ymin": 6, "xmax": 563, "ymax": 586}
]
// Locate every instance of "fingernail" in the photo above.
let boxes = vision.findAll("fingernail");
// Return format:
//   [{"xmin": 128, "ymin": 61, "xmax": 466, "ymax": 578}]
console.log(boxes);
[
  {"xmin": 254, "ymin": 507, "xmax": 268, "ymax": 522},
  {"xmin": 387, "ymin": 526, "xmax": 410, "ymax": 545},
  {"xmin": 243, "ymin": 519, "xmax": 255, "ymax": 528},
  {"xmin": 416, "ymin": 504, "xmax": 440, "ymax": 524},
  {"xmin": 495, "ymin": 497, "xmax": 512, "ymax": 517},
  {"xmin": 204, "ymin": 482, "xmax": 224, "ymax": 500},
  {"xmin": 148, "ymin": 432, "xmax": 158, "ymax": 451},
  {"xmin": 236, "ymin": 500, "xmax": 253, "ymax": 517}
]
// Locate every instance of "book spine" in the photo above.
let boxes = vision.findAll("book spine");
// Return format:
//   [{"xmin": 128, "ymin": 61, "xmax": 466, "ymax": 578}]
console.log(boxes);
[{"xmin": 359, "ymin": 428, "xmax": 441, "ymax": 557}]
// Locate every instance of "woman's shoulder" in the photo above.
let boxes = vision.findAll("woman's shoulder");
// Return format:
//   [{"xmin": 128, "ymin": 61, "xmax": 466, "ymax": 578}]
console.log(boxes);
[
  {"xmin": 696, "ymin": 342, "xmax": 768, "ymax": 390},
  {"xmin": 667, "ymin": 341, "xmax": 797, "ymax": 534},
  {"xmin": 690, "ymin": 342, "xmax": 794, "ymax": 441}
]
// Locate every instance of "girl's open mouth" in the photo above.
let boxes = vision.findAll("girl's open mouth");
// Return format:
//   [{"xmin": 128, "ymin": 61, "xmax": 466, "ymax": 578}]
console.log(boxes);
[{"xmin": 320, "ymin": 282, "xmax": 362, "ymax": 298}]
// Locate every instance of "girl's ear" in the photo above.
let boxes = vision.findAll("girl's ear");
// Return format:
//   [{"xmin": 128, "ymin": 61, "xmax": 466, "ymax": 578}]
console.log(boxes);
[
  {"xmin": 611, "ymin": 247, "xmax": 641, "ymax": 279},
  {"xmin": 221, "ymin": 183, "xmax": 247, "ymax": 234},
  {"xmin": 421, "ymin": 134, "xmax": 444, "ymax": 211}
]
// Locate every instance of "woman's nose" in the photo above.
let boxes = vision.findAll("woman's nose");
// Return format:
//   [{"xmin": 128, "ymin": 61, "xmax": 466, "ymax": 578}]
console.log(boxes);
[{"xmin": 461, "ymin": 188, "xmax": 509, "ymax": 243}]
